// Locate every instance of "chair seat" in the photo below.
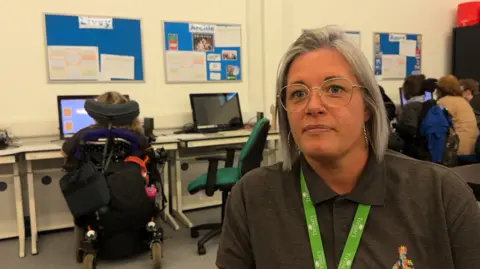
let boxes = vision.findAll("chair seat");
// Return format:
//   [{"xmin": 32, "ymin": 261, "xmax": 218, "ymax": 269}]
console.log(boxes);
[
  {"xmin": 458, "ymin": 154, "xmax": 480, "ymax": 165},
  {"xmin": 188, "ymin": 167, "xmax": 239, "ymax": 194}
]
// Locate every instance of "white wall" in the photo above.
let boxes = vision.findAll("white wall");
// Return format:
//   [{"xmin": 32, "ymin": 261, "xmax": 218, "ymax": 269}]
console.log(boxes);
[
  {"xmin": 0, "ymin": 0, "xmax": 260, "ymax": 137},
  {"xmin": 262, "ymin": 0, "xmax": 465, "ymax": 105},
  {"xmin": 0, "ymin": 0, "xmax": 465, "ymax": 137}
]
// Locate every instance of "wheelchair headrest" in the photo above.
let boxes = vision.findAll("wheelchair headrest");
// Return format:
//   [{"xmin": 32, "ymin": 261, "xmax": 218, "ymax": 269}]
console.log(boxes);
[{"xmin": 84, "ymin": 99, "xmax": 140, "ymax": 126}]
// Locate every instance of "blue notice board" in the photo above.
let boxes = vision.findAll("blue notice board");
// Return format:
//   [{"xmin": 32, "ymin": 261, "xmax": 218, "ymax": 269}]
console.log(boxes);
[
  {"xmin": 163, "ymin": 21, "xmax": 242, "ymax": 83},
  {"xmin": 44, "ymin": 14, "xmax": 144, "ymax": 82},
  {"xmin": 373, "ymin": 32, "xmax": 422, "ymax": 79}
]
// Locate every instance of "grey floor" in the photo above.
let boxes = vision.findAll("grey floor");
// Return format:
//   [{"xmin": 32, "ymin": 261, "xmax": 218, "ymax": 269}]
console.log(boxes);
[{"xmin": 0, "ymin": 208, "xmax": 220, "ymax": 269}]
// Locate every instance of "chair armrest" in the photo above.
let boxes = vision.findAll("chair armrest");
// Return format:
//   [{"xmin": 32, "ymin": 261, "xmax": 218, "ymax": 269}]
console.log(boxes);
[
  {"xmin": 216, "ymin": 146, "xmax": 243, "ymax": 168},
  {"xmin": 196, "ymin": 156, "xmax": 227, "ymax": 162},
  {"xmin": 216, "ymin": 145, "xmax": 243, "ymax": 152},
  {"xmin": 195, "ymin": 156, "xmax": 224, "ymax": 196}
]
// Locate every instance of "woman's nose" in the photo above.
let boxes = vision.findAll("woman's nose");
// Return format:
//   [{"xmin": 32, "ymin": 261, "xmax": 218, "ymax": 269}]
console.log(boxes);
[{"xmin": 305, "ymin": 91, "xmax": 327, "ymax": 115}]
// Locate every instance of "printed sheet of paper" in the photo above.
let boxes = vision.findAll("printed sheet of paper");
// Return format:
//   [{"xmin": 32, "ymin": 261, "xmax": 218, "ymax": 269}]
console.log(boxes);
[
  {"xmin": 214, "ymin": 25, "xmax": 241, "ymax": 47},
  {"xmin": 210, "ymin": 72, "xmax": 221, "ymax": 80},
  {"xmin": 47, "ymin": 46, "xmax": 99, "ymax": 80},
  {"xmin": 399, "ymin": 40, "xmax": 417, "ymax": 57},
  {"xmin": 345, "ymin": 32, "xmax": 360, "ymax": 48},
  {"xmin": 209, "ymin": 62, "xmax": 221, "ymax": 71},
  {"xmin": 100, "ymin": 54, "xmax": 135, "ymax": 80},
  {"xmin": 165, "ymin": 51, "xmax": 207, "ymax": 82},
  {"xmin": 381, "ymin": 55, "xmax": 406, "ymax": 79}
]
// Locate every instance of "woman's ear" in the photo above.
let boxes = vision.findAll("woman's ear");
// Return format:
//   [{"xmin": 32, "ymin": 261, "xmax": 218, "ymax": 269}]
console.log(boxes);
[{"xmin": 364, "ymin": 108, "xmax": 372, "ymax": 122}]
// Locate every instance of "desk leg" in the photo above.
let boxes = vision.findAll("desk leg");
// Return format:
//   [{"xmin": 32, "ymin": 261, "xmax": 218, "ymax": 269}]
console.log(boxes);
[
  {"xmin": 26, "ymin": 160, "xmax": 38, "ymax": 255},
  {"xmin": 266, "ymin": 140, "xmax": 278, "ymax": 166},
  {"xmin": 271, "ymin": 140, "xmax": 278, "ymax": 164},
  {"xmin": 12, "ymin": 163, "xmax": 25, "ymax": 258},
  {"xmin": 160, "ymin": 160, "xmax": 179, "ymax": 231},
  {"xmin": 172, "ymin": 150, "xmax": 193, "ymax": 228}
]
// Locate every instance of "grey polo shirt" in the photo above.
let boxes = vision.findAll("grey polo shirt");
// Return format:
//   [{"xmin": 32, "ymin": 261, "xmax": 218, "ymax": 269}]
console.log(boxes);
[{"xmin": 216, "ymin": 150, "xmax": 480, "ymax": 269}]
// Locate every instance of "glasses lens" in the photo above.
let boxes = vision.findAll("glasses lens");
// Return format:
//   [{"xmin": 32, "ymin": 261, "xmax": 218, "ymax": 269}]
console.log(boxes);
[
  {"xmin": 320, "ymin": 78, "xmax": 354, "ymax": 107},
  {"xmin": 280, "ymin": 84, "xmax": 310, "ymax": 112}
]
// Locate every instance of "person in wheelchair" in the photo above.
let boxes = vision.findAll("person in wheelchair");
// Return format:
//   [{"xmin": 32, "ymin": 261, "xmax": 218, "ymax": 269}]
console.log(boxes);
[
  {"xmin": 59, "ymin": 91, "xmax": 164, "ymax": 269},
  {"xmin": 61, "ymin": 91, "xmax": 149, "ymax": 171}
]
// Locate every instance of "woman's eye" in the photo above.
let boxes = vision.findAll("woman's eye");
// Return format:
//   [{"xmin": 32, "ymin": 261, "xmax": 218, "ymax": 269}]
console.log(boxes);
[
  {"xmin": 327, "ymin": 85, "xmax": 344, "ymax": 94},
  {"xmin": 290, "ymin": 90, "xmax": 308, "ymax": 99}
]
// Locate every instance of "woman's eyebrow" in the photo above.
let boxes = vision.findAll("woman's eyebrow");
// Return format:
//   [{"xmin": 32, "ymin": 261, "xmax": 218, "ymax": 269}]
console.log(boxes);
[{"xmin": 288, "ymin": 76, "xmax": 343, "ymax": 85}]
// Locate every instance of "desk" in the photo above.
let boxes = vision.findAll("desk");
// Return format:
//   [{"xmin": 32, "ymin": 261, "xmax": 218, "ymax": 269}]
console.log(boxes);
[
  {"xmin": 0, "ymin": 150, "xmax": 25, "ymax": 258},
  {"xmin": 7, "ymin": 129, "xmax": 281, "ymax": 254},
  {"xmin": 451, "ymin": 164, "xmax": 480, "ymax": 201},
  {"xmin": 20, "ymin": 136, "xmax": 180, "ymax": 255},
  {"xmin": 167, "ymin": 130, "xmax": 280, "ymax": 228}
]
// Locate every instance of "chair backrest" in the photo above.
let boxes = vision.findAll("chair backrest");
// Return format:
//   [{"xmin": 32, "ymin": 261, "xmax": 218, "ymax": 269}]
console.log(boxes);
[{"xmin": 237, "ymin": 118, "xmax": 270, "ymax": 176}]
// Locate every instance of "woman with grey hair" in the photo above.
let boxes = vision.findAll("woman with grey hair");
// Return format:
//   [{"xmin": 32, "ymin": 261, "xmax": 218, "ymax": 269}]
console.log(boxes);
[{"xmin": 216, "ymin": 26, "xmax": 480, "ymax": 269}]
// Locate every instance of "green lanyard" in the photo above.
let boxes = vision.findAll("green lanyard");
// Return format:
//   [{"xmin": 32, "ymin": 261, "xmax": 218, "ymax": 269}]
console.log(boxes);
[{"xmin": 300, "ymin": 169, "xmax": 371, "ymax": 269}]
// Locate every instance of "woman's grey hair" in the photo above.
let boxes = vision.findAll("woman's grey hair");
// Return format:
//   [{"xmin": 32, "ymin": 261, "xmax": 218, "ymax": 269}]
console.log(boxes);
[{"xmin": 276, "ymin": 25, "xmax": 390, "ymax": 170}]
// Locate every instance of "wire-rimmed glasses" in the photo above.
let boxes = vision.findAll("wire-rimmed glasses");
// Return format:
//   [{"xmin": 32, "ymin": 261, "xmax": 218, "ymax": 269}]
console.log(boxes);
[{"xmin": 277, "ymin": 77, "xmax": 365, "ymax": 112}]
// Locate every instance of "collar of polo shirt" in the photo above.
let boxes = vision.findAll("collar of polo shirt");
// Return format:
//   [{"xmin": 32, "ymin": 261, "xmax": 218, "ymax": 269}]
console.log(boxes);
[{"xmin": 299, "ymin": 153, "xmax": 386, "ymax": 206}]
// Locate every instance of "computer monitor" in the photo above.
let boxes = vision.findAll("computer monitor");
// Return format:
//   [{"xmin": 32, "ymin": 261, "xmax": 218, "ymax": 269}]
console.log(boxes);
[
  {"xmin": 189, "ymin": 93, "xmax": 243, "ymax": 132},
  {"xmin": 399, "ymin": 88, "xmax": 433, "ymax": 107},
  {"xmin": 57, "ymin": 94, "xmax": 130, "ymax": 139}
]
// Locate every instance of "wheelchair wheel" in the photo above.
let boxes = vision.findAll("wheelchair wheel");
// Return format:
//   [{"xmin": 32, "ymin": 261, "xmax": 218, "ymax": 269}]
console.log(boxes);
[
  {"xmin": 82, "ymin": 254, "xmax": 96, "ymax": 269},
  {"xmin": 151, "ymin": 242, "xmax": 163, "ymax": 269},
  {"xmin": 74, "ymin": 226, "xmax": 85, "ymax": 263}
]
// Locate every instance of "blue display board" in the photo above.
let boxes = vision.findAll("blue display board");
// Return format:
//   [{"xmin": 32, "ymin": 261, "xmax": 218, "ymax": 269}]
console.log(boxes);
[
  {"xmin": 373, "ymin": 32, "xmax": 422, "ymax": 79},
  {"xmin": 44, "ymin": 14, "xmax": 144, "ymax": 82},
  {"xmin": 163, "ymin": 21, "xmax": 242, "ymax": 83}
]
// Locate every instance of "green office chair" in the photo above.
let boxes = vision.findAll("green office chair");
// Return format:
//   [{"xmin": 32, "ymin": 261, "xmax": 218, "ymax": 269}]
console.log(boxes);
[{"xmin": 187, "ymin": 118, "xmax": 271, "ymax": 255}]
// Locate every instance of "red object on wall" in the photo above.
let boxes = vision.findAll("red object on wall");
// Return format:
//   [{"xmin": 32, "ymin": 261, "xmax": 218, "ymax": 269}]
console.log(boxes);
[{"xmin": 458, "ymin": 2, "xmax": 480, "ymax": 27}]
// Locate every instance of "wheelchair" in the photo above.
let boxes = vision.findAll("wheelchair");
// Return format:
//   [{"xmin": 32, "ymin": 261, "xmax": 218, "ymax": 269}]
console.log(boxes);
[{"xmin": 59, "ymin": 99, "xmax": 166, "ymax": 269}]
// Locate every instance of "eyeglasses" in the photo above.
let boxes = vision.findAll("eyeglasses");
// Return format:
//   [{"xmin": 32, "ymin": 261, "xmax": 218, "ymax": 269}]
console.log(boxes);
[{"xmin": 278, "ymin": 77, "xmax": 365, "ymax": 112}]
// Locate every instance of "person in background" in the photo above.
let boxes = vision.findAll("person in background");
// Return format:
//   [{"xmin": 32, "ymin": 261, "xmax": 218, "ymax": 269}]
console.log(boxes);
[
  {"xmin": 397, "ymin": 74, "xmax": 427, "ymax": 132},
  {"xmin": 60, "ymin": 91, "xmax": 148, "ymax": 170},
  {"xmin": 437, "ymin": 75, "xmax": 479, "ymax": 155},
  {"xmin": 460, "ymin": 78, "xmax": 480, "ymax": 123},
  {"xmin": 216, "ymin": 26, "xmax": 480, "ymax": 269},
  {"xmin": 460, "ymin": 78, "xmax": 479, "ymax": 102},
  {"xmin": 423, "ymin": 77, "xmax": 438, "ymax": 100}
]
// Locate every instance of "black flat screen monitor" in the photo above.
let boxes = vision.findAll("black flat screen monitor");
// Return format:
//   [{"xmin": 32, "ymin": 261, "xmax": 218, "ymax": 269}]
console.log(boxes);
[
  {"xmin": 189, "ymin": 93, "xmax": 243, "ymax": 132},
  {"xmin": 57, "ymin": 94, "xmax": 129, "ymax": 139}
]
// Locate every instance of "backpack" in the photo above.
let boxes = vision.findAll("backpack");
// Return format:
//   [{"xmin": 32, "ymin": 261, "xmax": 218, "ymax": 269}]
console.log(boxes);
[
  {"xmin": 419, "ymin": 103, "xmax": 459, "ymax": 167},
  {"xmin": 60, "ymin": 129, "xmax": 155, "ymax": 224}
]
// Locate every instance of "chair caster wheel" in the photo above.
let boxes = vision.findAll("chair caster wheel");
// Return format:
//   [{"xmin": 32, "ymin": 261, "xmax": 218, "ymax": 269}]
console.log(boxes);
[
  {"xmin": 190, "ymin": 229, "xmax": 199, "ymax": 238},
  {"xmin": 76, "ymin": 249, "xmax": 84, "ymax": 263},
  {"xmin": 198, "ymin": 246, "xmax": 206, "ymax": 255}
]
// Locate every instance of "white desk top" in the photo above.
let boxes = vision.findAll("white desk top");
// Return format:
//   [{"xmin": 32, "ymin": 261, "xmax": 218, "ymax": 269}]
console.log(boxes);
[
  {"xmin": 157, "ymin": 129, "xmax": 280, "ymax": 142},
  {"xmin": 0, "ymin": 129, "xmax": 280, "ymax": 155}
]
